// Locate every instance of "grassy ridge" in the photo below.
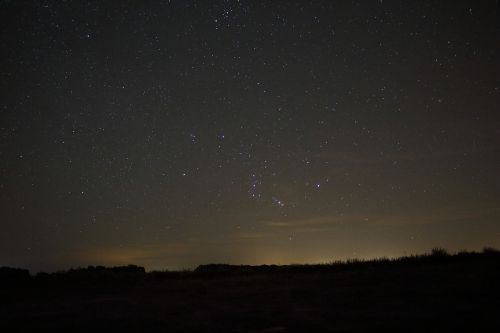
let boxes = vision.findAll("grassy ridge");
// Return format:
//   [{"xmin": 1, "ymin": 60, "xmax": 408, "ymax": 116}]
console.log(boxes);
[{"xmin": 2, "ymin": 248, "xmax": 500, "ymax": 332}]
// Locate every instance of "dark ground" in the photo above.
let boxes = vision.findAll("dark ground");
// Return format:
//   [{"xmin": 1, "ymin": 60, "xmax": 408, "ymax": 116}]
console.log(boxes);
[{"xmin": 2, "ymin": 250, "xmax": 500, "ymax": 332}]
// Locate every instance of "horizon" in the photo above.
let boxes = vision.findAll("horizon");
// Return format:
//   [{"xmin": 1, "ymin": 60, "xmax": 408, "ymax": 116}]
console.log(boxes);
[{"xmin": 4, "ymin": 245, "xmax": 497, "ymax": 274}]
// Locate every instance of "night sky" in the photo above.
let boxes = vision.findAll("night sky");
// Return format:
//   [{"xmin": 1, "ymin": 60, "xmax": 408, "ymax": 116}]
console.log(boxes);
[{"xmin": 1, "ymin": 0, "xmax": 499, "ymax": 272}]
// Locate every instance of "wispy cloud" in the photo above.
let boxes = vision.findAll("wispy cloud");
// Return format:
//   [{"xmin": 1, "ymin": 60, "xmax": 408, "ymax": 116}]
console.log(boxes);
[{"xmin": 259, "ymin": 215, "xmax": 356, "ymax": 233}]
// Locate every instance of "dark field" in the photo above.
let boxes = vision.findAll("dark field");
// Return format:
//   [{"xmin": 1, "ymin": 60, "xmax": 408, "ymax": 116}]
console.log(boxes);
[{"xmin": 2, "ymin": 249, "xmax": 500, "ymax": 332}]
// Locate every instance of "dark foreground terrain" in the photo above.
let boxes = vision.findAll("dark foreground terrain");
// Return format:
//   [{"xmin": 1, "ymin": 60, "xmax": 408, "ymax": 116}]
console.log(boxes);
[{"xmin": 2, "ymin": 249, "xmax": 500, "ymax": 332}]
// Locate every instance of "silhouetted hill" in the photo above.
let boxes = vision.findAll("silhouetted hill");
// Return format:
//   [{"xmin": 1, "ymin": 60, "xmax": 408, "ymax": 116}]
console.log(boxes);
[{"xmin": 2, "ymin": 248, "xmax": 500, "ymax": 332}]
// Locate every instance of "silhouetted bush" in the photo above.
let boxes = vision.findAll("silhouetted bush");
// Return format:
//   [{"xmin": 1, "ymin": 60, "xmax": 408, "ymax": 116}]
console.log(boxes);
[
  {"xmin": 0, "ymin": 266, "xmax": 30, "ymax": 284},
  {"xmin": 26, "ymin": 264, "xmax": 147, "ymax": 291},
  {"xmin": 482, "ymin": 247, "xmax": 499, "ymax": 254},
  {"xmin": 430, "ymin": 247, "xmax": 449, "ymax": 257}
]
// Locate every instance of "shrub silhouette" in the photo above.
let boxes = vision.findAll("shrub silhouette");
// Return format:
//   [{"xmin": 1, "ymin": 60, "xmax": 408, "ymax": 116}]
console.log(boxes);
[
  {"xmin": 0, "ymin": 266, "xmax": 30, "ymax": 284},
  {"xmin": 482, "ymin": 246, "xmax": 499, "ymax": 254},
  {"xmin": 430, "ymin": 247, "xmax": 449, "ymax": 257}
]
